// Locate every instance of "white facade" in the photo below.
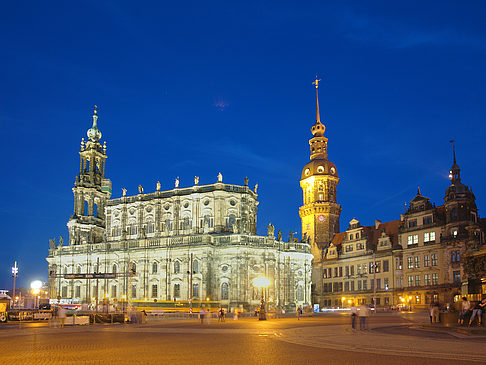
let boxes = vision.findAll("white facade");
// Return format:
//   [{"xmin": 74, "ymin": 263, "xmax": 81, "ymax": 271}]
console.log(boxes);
[{"xmin": 46, "ymin": 110, "xmax": 312, "ymax": 310}]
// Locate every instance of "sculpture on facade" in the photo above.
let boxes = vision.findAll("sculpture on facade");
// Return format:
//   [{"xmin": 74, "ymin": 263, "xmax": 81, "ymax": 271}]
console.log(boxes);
[
  {"xmin": 288, "ymin": 230, "xmax": 294, "ymax": 242},
  {"xmin": 254, "ymin": 184, "xmax": 258, "ymax": 193},
  {"xmin": 175, "ymin": 177, "xmax": 179, "ymax": 188},
  {"xmin": 194, "ymin": 176, "xmax": 199, "ymax": 185},
  {"xmin": 156, "ymin": 181, "xmax": 161, "ymax": 191},
  {"xmin": 277, "ymin": 230, "xmax": 282, "ymax": 241},
  {"xmin": 138, "ymin": 185, "xmax": 144, "ymax": 194},
  {"xmin": 244, "ymin": 176, "xmax": 249, "ymax": 186},
  {"xmin": 217, "ymin": 172, "xmax": 223, "ymax": 182},
  {"xmin": 59, "ymin": 236, "xmax": 63, "ymax": 246},
  {"xmin": 49, "ymin": 238, "xmax": 56, "ymax": 249},
  {"xmin": 267, "ymin": 223, "xmax": 275, "ymax": 237},
  {"xmin": 122, "ymin": 188, "xmax": 127, "ymax": 197}
]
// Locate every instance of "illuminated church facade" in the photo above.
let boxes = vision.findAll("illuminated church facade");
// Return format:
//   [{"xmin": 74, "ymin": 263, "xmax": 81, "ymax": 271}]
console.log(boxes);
[{"xmin": 46, "ymin": 108, "xmax": 312, "ymax": 310}]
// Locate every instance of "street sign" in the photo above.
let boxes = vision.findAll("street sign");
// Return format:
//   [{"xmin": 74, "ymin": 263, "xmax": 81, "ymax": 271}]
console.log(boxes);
[{"xmin": 64, "ymin": 273, "xmax": 117, "ymax": 279}]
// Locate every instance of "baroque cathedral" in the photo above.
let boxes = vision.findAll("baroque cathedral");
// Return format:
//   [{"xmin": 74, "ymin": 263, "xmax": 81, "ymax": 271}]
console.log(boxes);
[{"xmin": 47, "ymin": 107, "xmax": 313, "ymax": 311}]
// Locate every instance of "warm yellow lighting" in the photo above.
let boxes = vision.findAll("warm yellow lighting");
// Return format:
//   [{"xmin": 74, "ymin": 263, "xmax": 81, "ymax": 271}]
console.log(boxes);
[
  {"xmin": 268, "ymin": 297, "xmax": 274, "ymax": 303},
  {"xmin": 341, "ymin": 297, "xmax": 345, "ymax": 301},
  {"xmin": 252, "ymin": 277, "xmax": 271, "ymax": 289},
  {"xmin": 408, "ymin": 296, "xmax": 412, "ymax": 300},
  {"xmin": 32, "ymin": 289, "xmax": 40, "ymax": 295},
  {"xmin": 206, "ymin": 297, "xmax": 210, "ymax": 301},
  {"xmin": 400, "ymin": 298, "xmax": 405, "ymax": 302},
  {"xmin": 30, "ymin": 280, "xmax": 42, "ymax": 290},
  {"xmin": 105, "ymin": 293, "xmax": 110, "ymax": 298},
  {"xmin": 347, "ymin": 300, "xmax": 352, "ymax": 304},
  {"xmin": 91, "ymin": 297, "xmax": 96, "ymax": 301},
  {"xmin": 15, "ymin": 296, "xmax": 19, "ymax": 300},
  {"xmin": 144, "ymin": 297, "xmax": 147, "ymax": 301},
  {"xmin": 122, "ymin": 295, "xmax": 126, "ymax": 300}
]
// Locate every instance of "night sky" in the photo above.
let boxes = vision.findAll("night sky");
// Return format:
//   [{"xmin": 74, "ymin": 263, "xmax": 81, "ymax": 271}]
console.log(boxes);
[{"xmin": 1, "ymin": 1, "xmax": 485, "ymax": 289}]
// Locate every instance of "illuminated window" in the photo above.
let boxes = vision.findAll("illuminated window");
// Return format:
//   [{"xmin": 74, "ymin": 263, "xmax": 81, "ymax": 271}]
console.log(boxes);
[
  {"xmin": 432, "ymin": 273, "xmax": 439, "ymax": 285},
  {"xmin": 414, "ymin": 256, "xmax": 420, "ymax": 268},
  {"xmin": 415, "ymin": 275, "xmax": 421, "ymax": 286},
  {"xmin": 431, "ymin": 254, "xmax": 438, "ymax": 266},
  {"xmin": 408, "ymin": 276, "xmax": 414, "ymax": 287},
  {"xmin": 424, "ymin": 255, "xmax": 430, "ymax": 267},
  {"xmin": 407, "ymin": 257, "xmax": 413, "ymax": 269},
  {"xmin": 221, "ymin": 282, "xmax": 229, "ymax": 300},
  {"xmin": 453, "ymin": 271, "xmax": 461, "ymax": 283},
  {"xmin": 424, "ymin": 274, "xmax": 431, "ymax": 286},
  {"xmin": 152, "ymin": 284, "xmax": 158, "ymax": 298}
]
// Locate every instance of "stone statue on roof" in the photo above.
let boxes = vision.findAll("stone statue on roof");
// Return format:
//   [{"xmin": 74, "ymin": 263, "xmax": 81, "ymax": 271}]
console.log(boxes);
[
  {"xmin": 156, "ymin": 181, "xmax": 161, "ymax": 191},
  {"xmin": 267, "ymin": 223, "xmax": 275, "ymax": 237},
  {"xmin": 194, "ymin": 176, "xmax": 199, "ymax": 185},
  {"xmin": 217, "ymin": 172, "xmax": 223, "ymax": 182},
  {"xmin": 138, "ymin": 185, "xmax": 144, "ymax": 194},
  {"xmin": 175, "ymin": 177, "xmax": 179, "ymax": 188},
  {"xmin": 122, "ymin": 188, "xmax": 127, "ymax": 197}
]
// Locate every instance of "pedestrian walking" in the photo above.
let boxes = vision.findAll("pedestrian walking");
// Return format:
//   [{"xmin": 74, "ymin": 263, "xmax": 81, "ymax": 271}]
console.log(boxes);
[
  {"xmin": 358, "ymin": 304, "xmax": 370, "ymax": 330},
  {"xmin": 297, "ymin": 306, "xmax": 302, "ymax": 320},
  {"xmin": 350, "ymin": 305, "xmax": 358, "ymax": 330},
  {"xmin": 468, "ymin": 298, "xmax": 486, "ymax": 327},
  {"xmin": 219, "ymin": 307, "xmax": 225, "ymax": 322},
  {"xmin": 458, "ymin": 297, "xmax": 471, "ymax": 325},
  {"xmin": 199, "ymin": 308, "xmax": 206, "ymax": 324},
  {"xmin": 58, "ymin": 306, "xmax": 67, "ymax": 328}
]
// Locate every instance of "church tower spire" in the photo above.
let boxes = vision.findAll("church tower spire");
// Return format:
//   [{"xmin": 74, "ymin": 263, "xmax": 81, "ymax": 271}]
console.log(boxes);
[
  {"xmin": 67, "ymin": 107, "xmax": 112, "ymax": 246},
  {"xmin": 299, "ymin": 77, "xmax": 342, "ymax": 262}
]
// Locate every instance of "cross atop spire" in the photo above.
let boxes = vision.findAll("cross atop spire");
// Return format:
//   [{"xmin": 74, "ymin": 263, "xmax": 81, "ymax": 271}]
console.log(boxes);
[
  {"xmin": 312, "ymin": 75, "xmax": 321, "ymax": 124},
  {"xmin": 449, "ymin": 140, "xmax": 461, "ymax": 183}
]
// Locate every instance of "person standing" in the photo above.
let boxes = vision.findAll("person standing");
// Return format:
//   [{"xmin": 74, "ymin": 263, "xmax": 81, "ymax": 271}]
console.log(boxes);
[
  {"xmin": 431, "ymin": 302, "xmax": 440, "ymax": 323},
  {"xmin": 350, "ymin": 305, "xmax": 358, "ymax": 330},
  {"xmin": 297, "ymin": 306, "xmax": 302, "ymax": 320},
  {"xmin": 458, "ymin": 297, "xmax": 471, "ymax": 326},
  {"xmin": 199, "ymin": 308, "xmax": 206, "ymax": 324},
  {"xmin": 58, "ymin": 306, "xmax": 66, "ymax": 328},
  {"xmin": 358, "ymin": 304, "xmax": 370, "ymax": 330}
]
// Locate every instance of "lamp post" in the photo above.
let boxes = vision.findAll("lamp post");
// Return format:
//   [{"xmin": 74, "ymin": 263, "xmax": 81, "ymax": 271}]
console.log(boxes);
[
  {"xmin": 11, "ymin": 262, "xmax": 18, "ymax": 308},
  {"xmin": 252, "ymin": 277, "xmax": 271, "ymax": 321},
  {"xmin": 30, "ymin": 280, "xmax": 42, "ymax": 310}
]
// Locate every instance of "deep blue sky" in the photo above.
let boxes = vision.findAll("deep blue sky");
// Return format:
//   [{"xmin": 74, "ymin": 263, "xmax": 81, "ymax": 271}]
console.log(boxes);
[{"xmin": 1, "ymin": 1, "xmax": 485, "ymax": 289}]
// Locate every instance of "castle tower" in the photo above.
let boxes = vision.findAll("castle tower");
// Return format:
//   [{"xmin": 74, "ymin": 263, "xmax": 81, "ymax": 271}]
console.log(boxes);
[
  {"xmin": 299, "ymin": 78, "xmax": 341, "ymax": 262},
  {"xmin": 444, "ymin": 142, "xmax": 477, "ymax": 229},
  {"xmin": 67, "ymin": 107, "xmax": 112, "ymax": 245}
]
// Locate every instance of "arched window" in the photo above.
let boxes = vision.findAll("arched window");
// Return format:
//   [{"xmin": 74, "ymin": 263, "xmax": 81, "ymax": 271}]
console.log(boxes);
[
  {"xmin": 228, "ymin": 214, "xmax": 236, "ymax": 228},
  {"xmin": 93, "ymin": 203, "xmax": 98, "ymax": 218},
  {"xmin": 112, "ymin": 264, "xmax": 117, "ymax": 274},
  {"xmin": 193, "ymin": 260, "xmax": 199, "ymax": 274},
  {"xmin": 131, "ymin": 262, "xmax": 137, "ymax": 275},
  {"xmin": 152, "ymin": 262, "xmax": 158, "ymax": 274},
  {"xmin": 84, "ymin": 201, "xmax": 88, "ymax": 216},
  {"xmin": 174, "ymin": 261, "xmax": 180, "ymax": 274},
  {"xmin": 183, "ymin": 217, "xmax": 190, "ymax": 230},
  {"xmin": 146, "ymin": 221, "xmax": 154, "ymax": 234},
  {"xmin": 221, "ymin": 282, "xmax": 229, "ymax": 300},
  {"xmin": 204, "ymin": 215, "xmax": 211, "ymax": 228},
  {"xmin": 192, "ymin": 283, "xmax": 199, "ymax": 298},
  {"xmin": 77, "ymin": 265, "xmax": 82, "ymax": 274},
  {"xmin": 297, "ymin": 285, "xmax": 304, "ymax": 301},
  {"xmin": 174, "ymin": 284, "xmax": 180, "ymax": 298}
]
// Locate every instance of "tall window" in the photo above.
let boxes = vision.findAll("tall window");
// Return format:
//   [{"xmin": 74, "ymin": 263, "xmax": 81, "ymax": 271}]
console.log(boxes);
[
  {"xmin": 424, "ymin": 255, "xmax": 430, "ymax": 267},
  {"xmin": 396, "ymin": 258, "xmax": 402, "ymax": 270},
  {"xmin": 414, "ymin": 256, "xmax": 420, "ymax": 268},
  {"xmin": 131, "ymin": 263, "xmax": 137, "ymax": 275},
  {"xmin": 432, "ymin": 273, "xmax": 439, "ymax": 285},
  {"xmin": 363, "ymin": 280, "xmax": 367, "ymax": 290},
  {"xmin": 415, "ymin": 275, "xmax": 421, "ymax": 287},
  {"xmin": 451, "ymin": 250, "xmax": 460, "ymax": 263},
  {"xmin": 297, "ymin": 285, "xmax": 304, "ymax": 301},
  {"xmin": 407, "ymin": 257, "xmax": 413, "ymax": 269},
  {"xmin": 112, "ymin": 264, "xmax": 117, "ymax": 274},
  {"xmin": 227, "ymin": 214, "xmax": 236, "ymax": 229},
  {"xmin": 408, "ymin": 276, "xmax": 414, "ymax": 287},
  {"xmin": 193, "ymin": 260, "xmax": 199, "ymax": 274},
  {"xmin": 174, "ymin": 284, "xmax": 180, "ymax": 298},
  {"xmin": 112, "ymin": 285, "xmax": 117, "ymax": 298},
  {"xmin": 75, "ymin": 286, "xmax": 81, "ymax": 298},
  {"xmin": 383, "ymin": 260, "xmax": 389, "ymax": 272},
  {"xmin": 221, "ymin": 282, "xmax": 229, "ymax": 300},
  {"xmin": 62, "ymin": 286, "xmax": 68, "ymax": 297},
  {"xmin": 146, "ymin": 222, "xmax": 155, "ymax": 234},
  {"xmin": 152, "ymin": 262, "xmax": 158, "ymax": 274},
  {"xmin": 131, "ymin": 285, "xmax": 137, "ymax": 298},
  {"xmin": 431, "ymin": 254, "xmax": 438, "ymax": 266},
  {"xmin": 152, "ymin": 284, "xmax": 158, "ymax": 298},
  {"xmin": 453, "ymin": 271, "xmax": 461, "ymax": 283},
  {"xmin": 424, "ymin": 274, "xmax": 431, "ymax": 286},
  {"xmin": 174, "ymin": 261, "xmax": 180, "ymax": 274},
  {"xmin": 193, "ymin": 283, "xmax": 199, "ymax": 298}
]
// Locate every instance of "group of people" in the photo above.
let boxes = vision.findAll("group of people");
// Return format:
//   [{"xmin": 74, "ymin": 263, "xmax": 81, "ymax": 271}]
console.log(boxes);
[
  {"xmin": 50, "ymin": 305, "xmax": 67, "ymax": 328},
  {"xmin": 429, "ymin": 302, "xmax": 441, "ymax": 323},
  {"xmin": 350, "ymin": 305, "xmax": 372, "ymax": 330},
  {"xmin": 459, "ymin": 297, "xmax": 486, "ymax": 326}
]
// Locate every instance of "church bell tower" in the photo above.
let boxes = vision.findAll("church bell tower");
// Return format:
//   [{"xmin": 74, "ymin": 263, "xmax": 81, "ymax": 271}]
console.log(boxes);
[
  {"xmin": 299, "ymin": 78, "xmax": 341, "ymax": 262},
  {"xmin": 67, "ymin": 107, "xmax": 112, "ymax": 245}
]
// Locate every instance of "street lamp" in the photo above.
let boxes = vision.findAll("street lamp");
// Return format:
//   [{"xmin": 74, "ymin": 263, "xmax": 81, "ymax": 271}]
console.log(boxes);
[
  {"xmin": 341, "ymin": 296, "xmax": 346, "ymax": 308},
  {"xmin": 11, "ymin": 262, "xmax": 18, "ymax": 308},
  {"xmin": 252, "ymin": 276, "xmax": 271, "ymax": 321},
  {"xmin": 30, "ymin": 280, "xmax": 42, "ymax": 309}
]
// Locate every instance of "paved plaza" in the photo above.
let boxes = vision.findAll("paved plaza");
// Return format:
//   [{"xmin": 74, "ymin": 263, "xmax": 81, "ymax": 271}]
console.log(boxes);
[{"xmin": 1, "ymin": 312, "xmax": 486, "ymax": 364}]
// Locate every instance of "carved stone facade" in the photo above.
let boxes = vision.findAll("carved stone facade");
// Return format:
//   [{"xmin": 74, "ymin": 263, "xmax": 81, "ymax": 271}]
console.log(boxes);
[{"xmin": 46, "ymin": 109, "xmax": 313, "ymax": 310}]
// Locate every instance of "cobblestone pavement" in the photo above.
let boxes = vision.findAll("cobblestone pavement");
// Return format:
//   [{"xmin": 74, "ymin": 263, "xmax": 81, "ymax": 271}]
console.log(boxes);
[{"xmin": 0, "ymin": 314, "xmax": 485, "ymax": 364}]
